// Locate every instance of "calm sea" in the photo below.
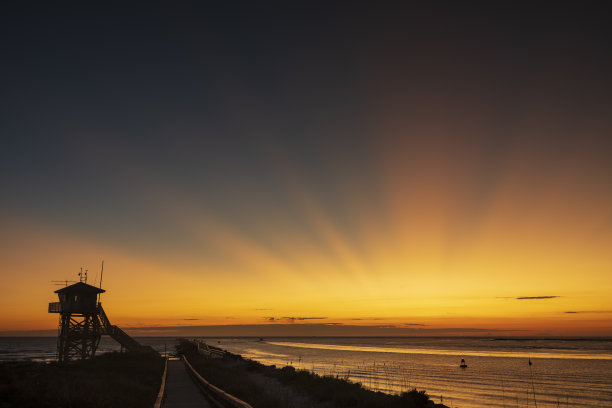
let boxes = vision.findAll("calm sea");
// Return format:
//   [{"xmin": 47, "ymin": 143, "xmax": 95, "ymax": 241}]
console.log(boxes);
[
  {"xmin": 0, "ymin": 336, "xmax": 174, "ymax": 362},
  {"xmin": 205, "ymin": 337, "xmax": 612, "ymax": 408},
  {"xmin": 2, "ymin": 336, "xmax": 611, "ymax": 408}
]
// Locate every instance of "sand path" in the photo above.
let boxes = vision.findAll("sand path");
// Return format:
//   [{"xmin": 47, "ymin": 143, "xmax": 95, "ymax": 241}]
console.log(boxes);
[{"xmin": 164, "ymin": 359, "xmax": 212, "ymax": 407}]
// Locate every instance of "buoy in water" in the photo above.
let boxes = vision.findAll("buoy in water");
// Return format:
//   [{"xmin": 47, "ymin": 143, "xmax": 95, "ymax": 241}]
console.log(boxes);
[{"xmin": 460, "ymin": 358, "xmax": 468, "ymax": 368}]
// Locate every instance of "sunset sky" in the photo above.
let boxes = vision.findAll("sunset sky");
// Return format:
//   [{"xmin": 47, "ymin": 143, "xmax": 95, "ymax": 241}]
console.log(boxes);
[{"xmin": 1, "ymin": 3, "xmax": 611, "ymax": 337}]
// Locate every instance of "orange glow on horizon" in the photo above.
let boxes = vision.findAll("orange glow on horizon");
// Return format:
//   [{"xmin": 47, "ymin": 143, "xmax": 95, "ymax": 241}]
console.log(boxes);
[{"xmin": 1, "ymin": 179, "xmax": 611, "ymax": 337}]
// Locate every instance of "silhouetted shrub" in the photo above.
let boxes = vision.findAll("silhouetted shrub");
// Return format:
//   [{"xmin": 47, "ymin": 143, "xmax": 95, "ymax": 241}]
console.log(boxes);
[{"xmin": 400, "ymin": 389, "xmax": 430, "ymax": 406}]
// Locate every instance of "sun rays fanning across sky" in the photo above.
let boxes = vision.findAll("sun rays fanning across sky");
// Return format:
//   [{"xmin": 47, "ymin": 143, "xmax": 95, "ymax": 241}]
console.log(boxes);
[{"xmin": 1, "ymin": 3, "xmax": 611, "ymax": 336}]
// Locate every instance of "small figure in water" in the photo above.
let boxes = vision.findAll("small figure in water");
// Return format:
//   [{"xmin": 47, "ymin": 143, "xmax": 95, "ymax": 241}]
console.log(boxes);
[{"xmin": 460, "ymin": 358, "xmax": 468, "ymax": 368}]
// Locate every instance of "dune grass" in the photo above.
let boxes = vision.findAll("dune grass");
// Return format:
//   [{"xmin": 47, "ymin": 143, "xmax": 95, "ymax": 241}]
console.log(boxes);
[
  {"xmin": 0, "ymin": 352, "xmax": 164, "ymax": 408},
  {"xmin": 179, "ymin": 340, "xmax": 435, "ymax": 408}
]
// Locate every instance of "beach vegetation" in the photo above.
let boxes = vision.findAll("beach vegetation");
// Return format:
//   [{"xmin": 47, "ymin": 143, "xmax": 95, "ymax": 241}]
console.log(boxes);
[
  {"xmin": 178, "ymin": 340, "xmax": 437, "ymax": 408},
  {"xmin": 0, "ymin": 352, "xmax": 164, "ymax": 408}
]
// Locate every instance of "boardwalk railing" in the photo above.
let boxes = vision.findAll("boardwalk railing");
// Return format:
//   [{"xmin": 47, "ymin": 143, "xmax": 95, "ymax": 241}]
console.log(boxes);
[
  {"xmin": 153, "ymin": 356, "xmax": 168, "ymax": 408},
  {"xmin": 183, "ymin": 355, "xmax": 253, "ymax": 408},
  {"xmin": 194, "ymin": 339, "xmax": 225, "ymax": 358}
]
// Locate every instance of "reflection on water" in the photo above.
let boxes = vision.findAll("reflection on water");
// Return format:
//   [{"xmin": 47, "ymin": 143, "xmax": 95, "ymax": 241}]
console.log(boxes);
[
  {"xmin": 206, "ymin": 337, "xmax": 612, "ymax": 408},
  {"xmin": 266, "ymin": 341, "xmax": 612, "ymax": 360}
]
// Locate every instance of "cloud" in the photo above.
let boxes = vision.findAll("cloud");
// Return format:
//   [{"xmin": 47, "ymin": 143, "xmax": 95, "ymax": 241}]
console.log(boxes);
[
  {"xmin": 404, "ymin": 323, "xmax": 427, "ymax": 326},
  {"xmin": 184, "ymin": 318, "xmax": 200, "ymax": 321},
  {"xmin": 264, "ymin": 316, "xmax": 328, "ymax": 323},
  {"xmin": 281, "ymin": 316, "xmax": 327, "ymax": 323},
  {"xmin": 516, "ymin": 296, "xmax": 559, "ymax": 300},
  {"xmin": 120, "ymin": 324, "xmax": 523, "ymax": 337},
  {"xmin": 564, "ymin": 310, "xmax": 612, "ymax": 314}
]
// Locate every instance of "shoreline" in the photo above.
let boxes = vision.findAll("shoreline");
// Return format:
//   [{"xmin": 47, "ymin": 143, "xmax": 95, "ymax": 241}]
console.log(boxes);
[{"xmin": 179, "ymin": 338, "xmax": 449, "ymax": 408}]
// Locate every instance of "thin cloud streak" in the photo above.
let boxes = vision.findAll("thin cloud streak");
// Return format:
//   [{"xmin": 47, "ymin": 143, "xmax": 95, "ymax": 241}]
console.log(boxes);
[
  {"xmin": 121, "ymin": 324, "xmax": 523, "ymax": 337},
  {"xmin": 265, "ymin": 316, "xmax": 328, "ymax": 323},
  {"xmin": 565, "ymin": 310, "xmax": 612, "ymax": 314},
  {"xmin": 516, "ymin": 296, "xmax": 560, "ymax": 300}
]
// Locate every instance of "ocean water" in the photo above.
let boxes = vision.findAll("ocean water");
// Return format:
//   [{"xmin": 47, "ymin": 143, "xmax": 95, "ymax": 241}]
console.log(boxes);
[
  {"xmin": 0, "ymin": 336, "xmax": 174, "ymax": 362},
  {"xmin": 203, "ymin": 337, "xmax": 612, "ymax": 408},
  {"xmin": 2, "ymin": 336, "xmax": 611, "ymax": 407}
]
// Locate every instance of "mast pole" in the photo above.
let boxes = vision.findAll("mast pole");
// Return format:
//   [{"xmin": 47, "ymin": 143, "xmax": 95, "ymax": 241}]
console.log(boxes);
[{"xmin": 98, "ymin": 261, "xmax": 104, "ymax": 303}]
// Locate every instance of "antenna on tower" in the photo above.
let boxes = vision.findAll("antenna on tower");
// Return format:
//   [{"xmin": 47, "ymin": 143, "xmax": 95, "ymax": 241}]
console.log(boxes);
[
  {"xmin": 78, "ymin": 267, "xmax": 83, "ymax": 283},
  {"xmin": 98, "ymin": 261, "xmax": 104, "ymax": 303},
  {"xmin": 99, "ymin": 261, "xmax": 104, "ymax": 289}
]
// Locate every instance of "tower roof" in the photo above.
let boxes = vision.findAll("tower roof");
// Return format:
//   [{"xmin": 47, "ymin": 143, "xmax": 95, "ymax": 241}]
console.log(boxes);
[{"xmin": 55, "ymin": 281, "xmax": 106, "ymax": 294}]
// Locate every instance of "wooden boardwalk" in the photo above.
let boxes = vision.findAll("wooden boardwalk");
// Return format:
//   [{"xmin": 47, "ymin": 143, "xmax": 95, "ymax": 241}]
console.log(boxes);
[{"xmin": 164, "ymin": 359, "xmax": 212, "ymax": 408}]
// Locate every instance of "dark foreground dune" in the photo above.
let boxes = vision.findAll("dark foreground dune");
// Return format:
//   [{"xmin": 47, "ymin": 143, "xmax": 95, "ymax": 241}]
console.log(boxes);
[
  {"xmin": 0, "ymin": 352, "xmax": 164, "ymax": 408},
  {"xmin": 178, "ymin": 339, "xmax": 447, "ymax": 408}
]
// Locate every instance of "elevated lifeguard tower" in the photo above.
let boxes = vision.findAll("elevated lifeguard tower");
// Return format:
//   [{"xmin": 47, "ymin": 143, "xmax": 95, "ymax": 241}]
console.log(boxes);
[
  {"xmin": 49, "ymin": 281, "xmax": 105, "ymax": 362},
  {"xmin": 49, "ymin": 268, "xmax": 156, "ymax": 363}
]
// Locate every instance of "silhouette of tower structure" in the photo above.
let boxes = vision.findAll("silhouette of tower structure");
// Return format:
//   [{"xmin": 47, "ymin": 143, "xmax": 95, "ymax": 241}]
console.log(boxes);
[
  {"xmin": 49, "ymin": 269, "xmax": 156, "ymax": 363},
  {"xmin": 49, "ymin": 281, "xmax": 105, "ymax": 362}
]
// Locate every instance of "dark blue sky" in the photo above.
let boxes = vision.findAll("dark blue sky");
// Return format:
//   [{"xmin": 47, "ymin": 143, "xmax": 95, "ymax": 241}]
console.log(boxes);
[{"xmin": 1, "ymin": 1, "xmax": 611, "ymax": 273}]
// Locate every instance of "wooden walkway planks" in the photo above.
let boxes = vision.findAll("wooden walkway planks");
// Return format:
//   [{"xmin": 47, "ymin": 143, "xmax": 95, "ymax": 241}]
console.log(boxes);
[{"xmin": 164, "ymin": 359, "xmax": 212, "ymax": 408}]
